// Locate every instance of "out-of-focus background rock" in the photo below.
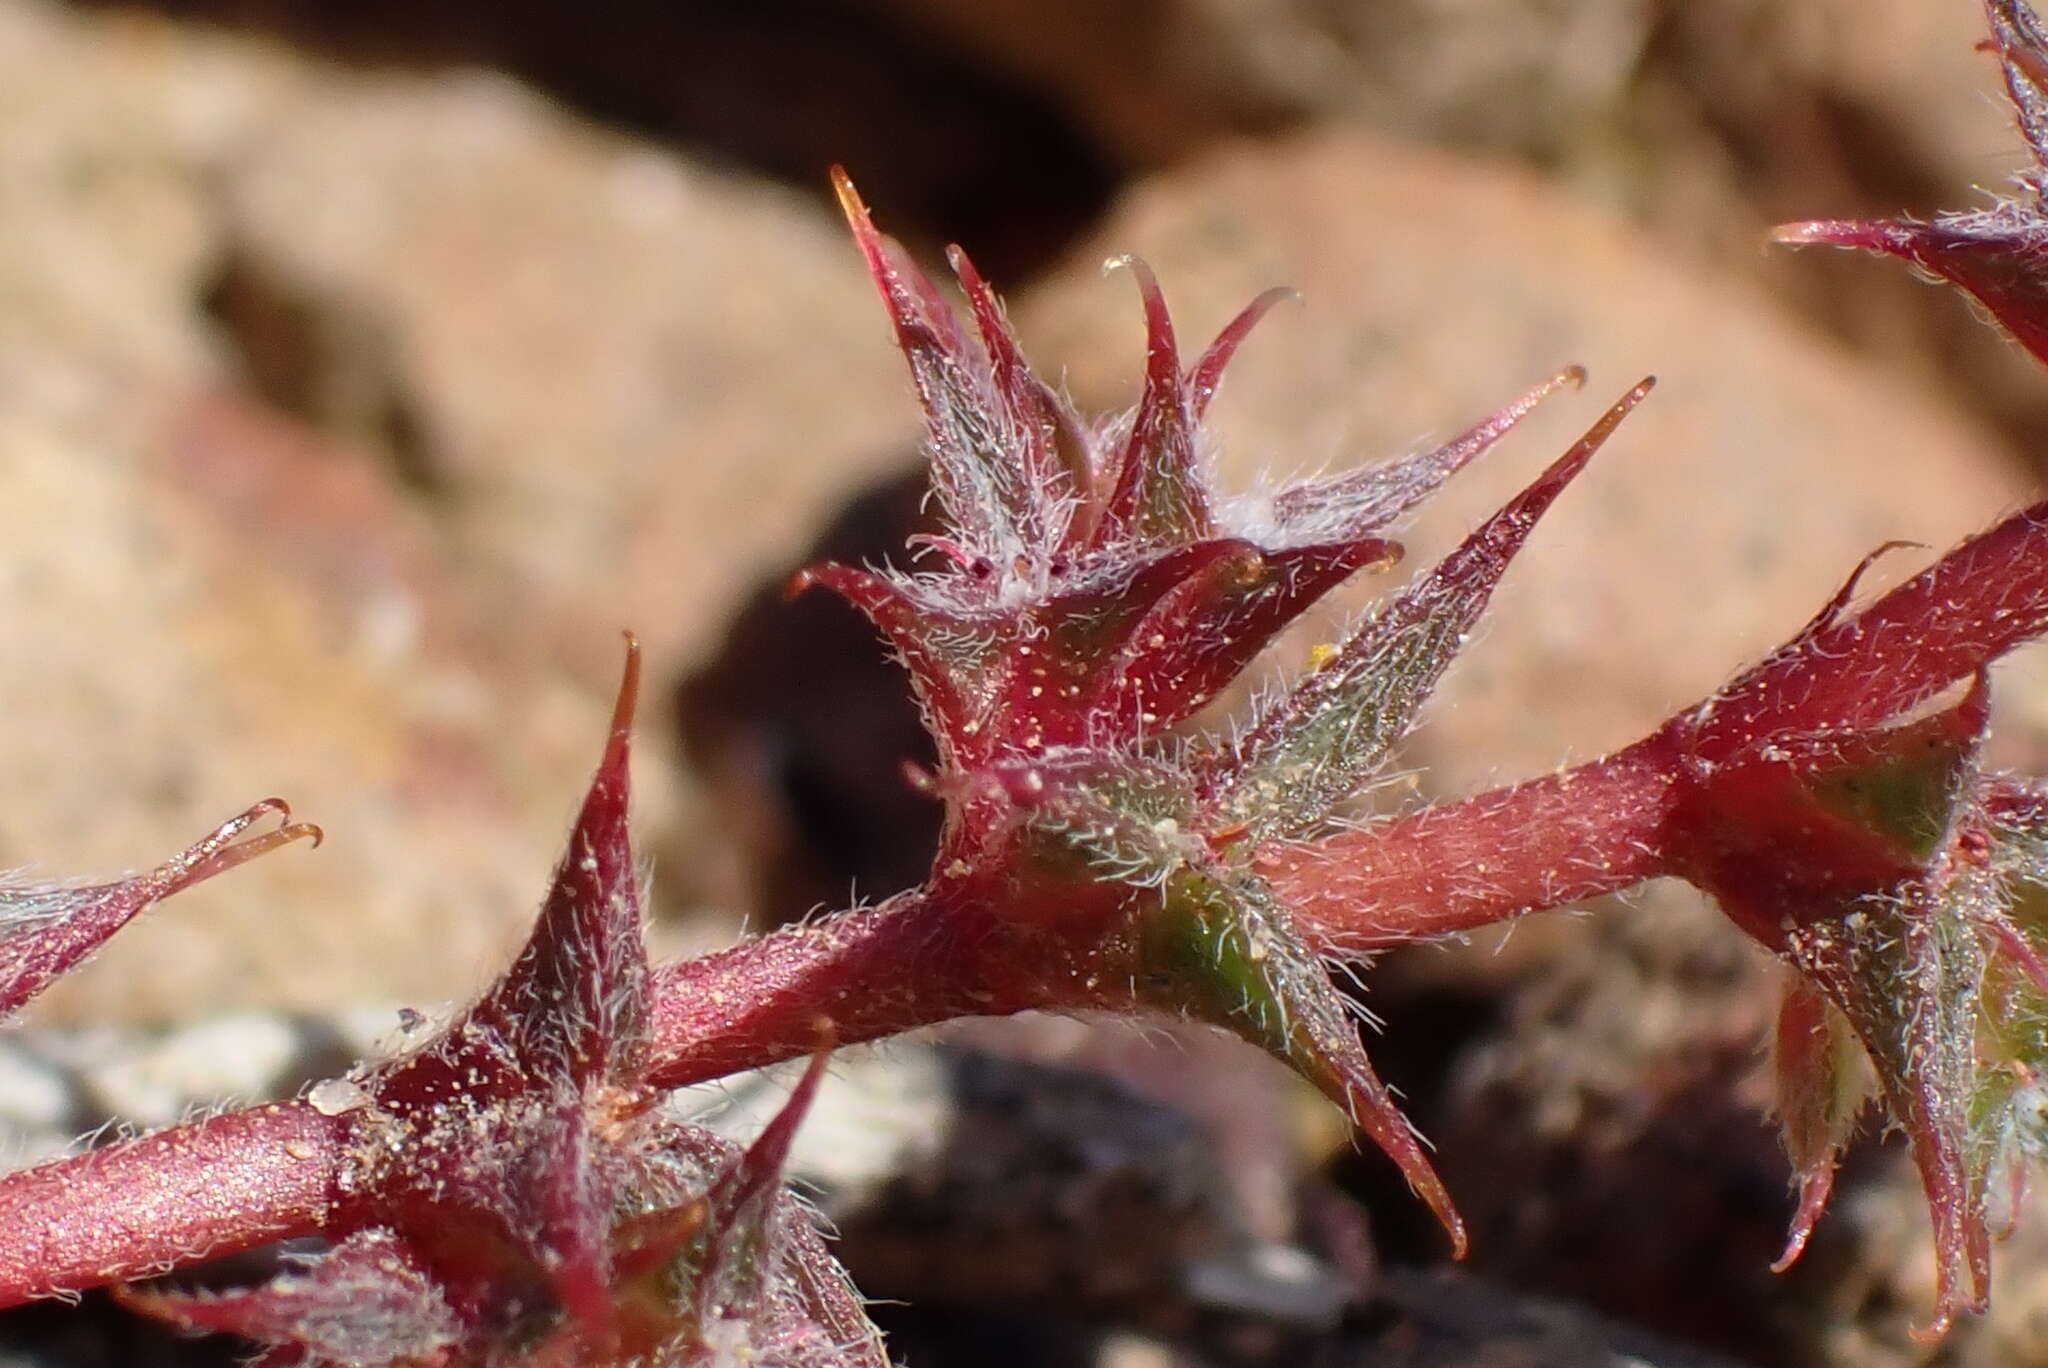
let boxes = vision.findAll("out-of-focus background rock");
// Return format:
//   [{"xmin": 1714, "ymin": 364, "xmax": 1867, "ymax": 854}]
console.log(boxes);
[
  {"xmin": 0, "ymin": 0, "xmax": 916, "ymax": 1018},
  {"xmin": 5, "ymin": 0, "xmax": 2048, "ymax": 1363}
]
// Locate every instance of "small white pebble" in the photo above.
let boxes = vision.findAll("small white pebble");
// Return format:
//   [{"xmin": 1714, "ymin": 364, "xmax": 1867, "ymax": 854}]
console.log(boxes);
[
  {"xmin": 0, "ymin": 1046, "xmax": 72, "ymax": 1130},
  {"xmin": 90, "ymin": 1014, "xmax": 301, "ymax": 1126},
  {"xmin": 308, "ymin": 1077, "xmax": 372, "ymax": 1117}
]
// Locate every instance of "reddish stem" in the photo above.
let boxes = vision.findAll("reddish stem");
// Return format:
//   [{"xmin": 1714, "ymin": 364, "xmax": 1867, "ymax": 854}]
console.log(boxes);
[
  {"xmin": 0, "ymin": 1100, "xmax": 343, "ymax": 1308},
  {"xmin": 1260, "ymin": 736, "xmax": 1685, "ymax": 952},
  {"xmin": 0, "ymin": 750, "xmax": 1699, "ymax": 1311},
  {"xmin": 642, "ymin": 890, "xmax": 1068, "ymax": 1091},
  {"xmin": 0, "ymin": 658, "xmax": 1989, "ymax": 1311}
]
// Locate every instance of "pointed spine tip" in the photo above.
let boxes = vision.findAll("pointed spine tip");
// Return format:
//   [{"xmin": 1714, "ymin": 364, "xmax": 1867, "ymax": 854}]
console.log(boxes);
[
  {"xmin": 590, "ymin": 631, "xmax": 642, "ymax": 795},
  {"xmin": 1120, "ymin": 256, "xmax": 1164, "ymax": 306},
  {"xmin": 829, "ymin": 166, "xmax": 869, "ymax": 232},
  {"xmin": 1402, "ymin": 1115, "xmax": 1468, "ymax": 1259},
  {"xmin": 1189, "ymin": 286, "xmax": 1299, "ymax": 419},
  {"xmin": 1800, "ymin": 538, "xmax": 1930, "ymax": 638},
  {"xmin": 1487, "ymin": 364, "xmax": 1598, "ymax": 451},
  {"xmin": 226, "ymin": 796, "xmax": 292, "ymax": 835},
  {"xmin": 1333, "ymin": 1074, "xmax": 1468, "ymax": 1259},
  {"xmin": 1443, "ymin": 1210, "xmax": 1471, "ymax": 1261},
  {"xmin": 1770, "ymin": 1171, "xmax": 1835, "ymax": 1274},
  {"xmin": 1421, "ymin": 1172, "xmax": 1470, "ymax": 1260},
  {"xmin": 1771, "ymin": 220, "xmax": 1834, "ymax": 246},
  {"xmin": 1104, "ymin": 256, "xmax": 1174, "ymax": 345},
  {"xmin": 1537, "ymin": 377, "xmax": 1652, "ymax": 490},
  {"xmin": 946, "ymin": 242, "xmax": 1002, "ymax": 329},
  {"xmin": 1487, "ymin": 363, "xmax": 1592, "ymax": 431},
  {"xmin": 1769, "ymin": 220, "xmax": 1906, "ymax": 254},
  {"xmin": 1104, "ymin": 254, "xmax": 1180, "ymax": 353},
  {"xmin": 609, "ymin": 631, "xmax": 643, "ymax": 744},
  {"xmin": 1909, "ymin": 1307, "xmax": 1961, "ymax": 1346},
  {"xmin": 737, "ymin": 1041, "xmax": 836, "ymax": 1193},
  {"xmin": 944, "ymin": 242, "xmax": 978, "ymax": 287},
  {"xmin": 166, "ymin": 799, "xmax": 324, "ymax": 893},
  {"xmin": 189, "ymin": 821, "xmax": 324, "ymax": 886},
  {"xmin": 1587, "ymin": 376, "xmax": 1654, "ymax": 442},
  {"xmin": 831, "ymin": 167, "xmax": 897, "ymax": 290}
]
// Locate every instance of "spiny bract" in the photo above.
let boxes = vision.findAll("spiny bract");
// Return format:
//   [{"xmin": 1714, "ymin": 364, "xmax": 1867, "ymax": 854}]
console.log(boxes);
[{"xmin": 799, "ymin": 169, "xmax": 1653, "ymax": 1252}]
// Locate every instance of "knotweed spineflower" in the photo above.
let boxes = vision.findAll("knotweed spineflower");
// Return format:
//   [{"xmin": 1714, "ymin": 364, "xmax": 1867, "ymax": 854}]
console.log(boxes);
[
  {"xmin": 800, "ymin": 170, "xmax": 1653, "ymax": 1252},
  {"xmin": 12, "ymin": 34, "xmax": 2048, "ymax": 1348},
  {"xmin": 803, "ymin": 150, "xmax": 2048, "ymax": 1336},
  {"xmin": 218, "ymin": 649, "xmax": 875, "ymax": 1367},
  {"xmin": 4, "ymin": 648, "xmax": 883, "ymax": 1367}
]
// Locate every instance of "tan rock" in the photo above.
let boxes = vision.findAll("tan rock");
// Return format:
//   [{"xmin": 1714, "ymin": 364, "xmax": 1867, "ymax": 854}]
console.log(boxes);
[
  {"xmin": 0, "ymin": 0, "xmax": 914, "ymax": 1020},
  {"xmin": 215, "ymin": 66, "xmax": 911, "ymax": 687},
  {"xmin": 884, "ymin": 0, "xmax": 2041, "ymax": 446}
]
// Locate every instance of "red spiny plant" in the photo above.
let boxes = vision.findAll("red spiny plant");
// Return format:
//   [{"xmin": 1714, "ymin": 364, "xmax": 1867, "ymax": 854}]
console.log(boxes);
[
  {"xmin": 1777, "ymin": 0, "xmax": 2048, "ymax": 372},
  {"xmin": 10, "ymin": 2, "xmax": 2048, "ymax": 1356}
]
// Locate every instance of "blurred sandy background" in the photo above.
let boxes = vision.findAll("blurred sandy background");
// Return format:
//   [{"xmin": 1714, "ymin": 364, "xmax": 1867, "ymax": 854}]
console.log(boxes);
[{"xmin": 3, "ymin": 1, "xmax": 2048, "ymax": 1362}]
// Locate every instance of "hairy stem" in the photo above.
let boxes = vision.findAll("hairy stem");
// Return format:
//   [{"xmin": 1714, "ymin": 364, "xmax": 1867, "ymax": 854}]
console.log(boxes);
[
  {"xmin": 0, "ymin": 1101, "xmax": 343, "ymax": 1307},
  {"xmin": 643, "ymin": 891, "xmax": 1065, "ymax": 1091},
  {"xmin": 1260, "ymin": 736, "xmax": 1684, "ymax": 952},
  {"xmin": 0, "ymin": 753, "xmax": 1696, "ymax": 1311}
]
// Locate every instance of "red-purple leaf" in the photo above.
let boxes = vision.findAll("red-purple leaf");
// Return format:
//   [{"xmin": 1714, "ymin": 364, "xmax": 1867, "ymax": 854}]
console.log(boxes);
[
  {"xmin": 693, "ymin": 1049, "xmax": 832, "ymax": 1316},
  {"xmin": 1767, "ymin": 978, "xmax": 1873, "ymax": 1273},
  {"xmin": 0, "ymin": 800, "xmax": 319, "ymax": 1020},
  {"xmin": 788, "ymin": 560, "xmax": 999, "ymax": 769},
  {"xmin": 1773, "ymin": 1, "xmax": 2048, "ymax": 371},
  {"xmin": 1187, "ymin": 287, "xmax": 1296, "ymax": 421},
  {"xmin": 947, "ymin": 242, "xmax": 1088, "ymax": 543},
  {"xmin": 1100, "ymin": 256, "xmax": 1209, "ymax": 546},
  {"xmin": 1133, "ymin": 866, "xmax": 1466, "ymax": 1254},
  {"xmin": 834, "ymin": 168, "xmax": 1043, "ymax": 559},
  {"xmin": 1669, "ymin": 627, "xmax": 2013, "ymax": 1335},
  {"xmin": 331, "ymin": 638, "xmax": 654, "ymax": 1348},
  {"xmin": 1673, "ymin": 675, "xmax": 1991, "ymax": 950},
  {"xmin": 1786, "ymin": 889, "xmax": 1991, "ymax": 1339},
  {"xmin": 1217, "ymin": 379, "xmax": 1653, "ymax": 838},
  {"xmin": 125, "ymin": 1229, "xmax": 461, "ymax": 1366},
  {"xmin": 625, "ymin": 1052, "xmax": 885, "ymax": 1368},
  {"xmin": 1777, "ymin": 216, "xmax": 2048, "ymax": 375},
  {"xmin": 804, "ymin": 527, "xmax": 1398, "ymax": 764},
  {"xmin": 1266, "ymin": 366, "xmax": 1586, "ymax": 542},
  {"xmin": 472, "ymin": 633, "xmax": 648, "ymax": 1090},
  {"xmin": 1085, "ymin": 535, "xmax": 1401, "ymax": 736}
]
